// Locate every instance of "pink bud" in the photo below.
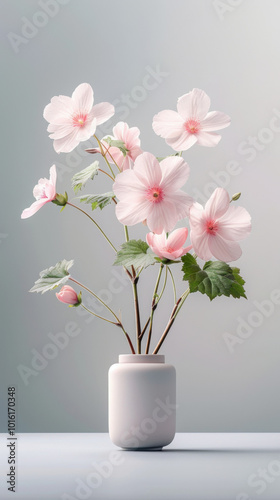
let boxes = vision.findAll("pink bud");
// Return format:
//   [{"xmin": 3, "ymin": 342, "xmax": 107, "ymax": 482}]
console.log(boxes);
[{"xmin": 56, "ymin": 285, "xmax": 81, "ymax": 305}]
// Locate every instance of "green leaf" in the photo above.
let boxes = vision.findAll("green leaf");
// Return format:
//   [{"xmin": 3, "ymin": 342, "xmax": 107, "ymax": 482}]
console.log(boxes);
[
  {"xmin": 114, "ymin": 240, "xmax": 156, "ymax": 269},
  {"xmin": 181, "ymin": 255, "xmax": 247, "ymax": 301},
  {"xmin": 77, "ymin": 192, "xmax": 115, "ymax": 211},
  {"xmin": 103, "ymin": 137, "xmax": 129, "ymax": 156},
  {"xmin": 71, "ymin": 161, "xmax": 99, "ymax": 193},
  {"xmin": 30, "ymin": 259, "xmax": 74, "ymax": 294}
]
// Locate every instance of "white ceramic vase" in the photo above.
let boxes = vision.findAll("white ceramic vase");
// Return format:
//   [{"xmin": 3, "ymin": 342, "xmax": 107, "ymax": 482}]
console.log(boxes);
[{"xmin": 108, "ymin": 354, "xmax": 176, "ymax": 450}]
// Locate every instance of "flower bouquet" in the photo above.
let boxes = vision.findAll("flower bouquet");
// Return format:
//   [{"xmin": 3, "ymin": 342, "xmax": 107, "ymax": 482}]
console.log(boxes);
[{"xmin": 21, "ymin": 84, "xmax": 251, "ymax": 449}]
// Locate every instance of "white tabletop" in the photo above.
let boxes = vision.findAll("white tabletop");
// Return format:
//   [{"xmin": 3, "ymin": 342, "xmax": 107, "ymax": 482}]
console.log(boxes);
[{"xmin": 1, "ymin": 433, "xmax": 280, "ymax": 499}]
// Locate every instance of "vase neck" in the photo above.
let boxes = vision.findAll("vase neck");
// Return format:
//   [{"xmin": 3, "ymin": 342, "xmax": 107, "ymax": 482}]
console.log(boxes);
[{"xmin": 119, "ymin": 354, "xmax": 165, "ymax": 364}]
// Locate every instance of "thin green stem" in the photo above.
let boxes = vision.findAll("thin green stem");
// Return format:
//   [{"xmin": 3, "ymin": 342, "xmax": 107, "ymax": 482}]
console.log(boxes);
[
  {"xmin": 124, "ymin": 225, "xmax": 141, "ymax": 353},
  {"xmin": 70, "ymin": 278, "xmax": 119, "ymax": 322},
  {"xmin": 157, "ymin": 264, "xmax": 168, "ymax": 302},
  {"xmin": 81, "ymin": 304, "xmax": 119, "ymax": 326},
  {"xmin": 172, "ymin": 288, "xmax": 190, "ymax": 320},
  {"xmin": 124, "ymin": 225, "xmax": 130, "ymax": 242},
  {"xmin": 67, "ymin": 202, "xmax": 117, "ymax": 253},
  {"xmin": 145, "ymin": 264, "xmax": 164, "ymax": 354},
  {"xmin": 94, "ymin": 135, "xmax": 117, "ymax": 177},
  {"xmin": 152, "ymin": 288, "xmax": 190, "ymax": 355},
  {"xmin": 167, "ymin": 266, "xmax": 177, "ymax": 303},
  {"xmin": 139, "ymin": 265, "xmax": 168, "ymax": 341},
  {"xmin": 70, "ymin": 277, "xmax": 135, "ymax": 353}
]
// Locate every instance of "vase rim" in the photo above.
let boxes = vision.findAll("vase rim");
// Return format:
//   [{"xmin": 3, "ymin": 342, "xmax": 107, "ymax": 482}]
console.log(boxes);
[{"xmin": 119, "ymin": 354, "xmax": 165, "ymax": 364}]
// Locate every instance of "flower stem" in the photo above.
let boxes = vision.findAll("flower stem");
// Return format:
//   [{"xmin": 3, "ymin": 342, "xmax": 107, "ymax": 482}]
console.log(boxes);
[
  {"xmin": 152, "ymin": 288, "xmax": 190, "ymax": 354},
  {"xmin": 66, "ymin": 202, "xmax": 117, "ymax": 253},
  {"xmin": 70, "ymin": 277, "xmax": 135, "ymax": 353},
  {"xmin": 145, "ymin": 263, "xmax": 164, "ymax": 354},
  {"xmin": 94, "ymin": 134, "xmax": 116, "ymax": 179},
  {"xmin": 139, "ymin": 265, "xmax": 167, "ymax": 341},
  {"xmin": 81, "ymin": 304, "xmax": 120, "ymax": 326},
  {"xmin": 124, "ymin": 225, "xmax": 141, "ymax": 353},
  {"xmin": 167, "ymin": 266, "xmax": 177, "ymax": 303}
]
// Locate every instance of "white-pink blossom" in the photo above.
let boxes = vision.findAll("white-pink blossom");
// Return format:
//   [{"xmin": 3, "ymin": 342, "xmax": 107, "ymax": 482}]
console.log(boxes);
[
  {"xmin": 152, "ymin": 88, "xmax": 230, "ymax": 151},
  {"xmin": 147, "ymin": 228, "xmax": 192, "ymax": 260},
  {"xmin": 21, "ymin": 165, "xmax": 57, "ymax": 219},
  {"xmin": 113, "ymin": 152, "xmax": 193, "ymax": 234},
  {"xmin": 102, "ymin": 122, "xmax": 142, "ymax": 170},
  {"xmin": 189, "ymin": 188, "xmax": 251, "ymax": 262},
  {"xmin": 43, "ymin": 83, "xmax": 115, "ymax": 153}
]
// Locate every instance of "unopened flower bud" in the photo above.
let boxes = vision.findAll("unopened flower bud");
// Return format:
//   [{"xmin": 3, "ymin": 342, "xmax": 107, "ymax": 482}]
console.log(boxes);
[
  {"xmin": 56, "ymin": 286, "xmax": 81, "ymax": 307},
  {"xmin": 231, "ymin": 192, "xmax": 241, "ymax": 201}
]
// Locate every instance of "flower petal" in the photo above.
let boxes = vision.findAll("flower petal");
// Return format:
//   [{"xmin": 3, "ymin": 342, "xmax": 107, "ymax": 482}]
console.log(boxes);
[
  {"xmin": 75, "ymin": 118, "xmax": 97, "ymax": 142},
  {"xmin": 195, "ymin": 131, "xmax": 221, "ymax": 147},
  {"xmin": 190, "ymin": 230, "xmax": 212, "ymax": 261},
  {"xmin": 113, "ymin": 170, "xmax": 146, "ymax": 201},
  {"xmin": 201, "ymin": 111, "xmax": 231, "ymax": 131},
  {"xmin": 160, "ymin": 156, "xmax": 190, "ymax": 192},
  {"xmin": 166, "ymin": 227, "xmax": 188, "ymax": 251},
  {"xmin": 208, "ymin": 234, "xmax": 242, "ymax": 262},
  {"xmin": 43, "ymin": 96, "xmax": 74, "ymax": 123},
  {"xmin": 164, "ymin": 191, "xmax": 194, "ymax": 218},
  {"xmin": 146, "ymin": 200, "xmax": 178, "ymax": 234},
  {"xmin": 177, "ymin": 89, "xmax": 211, "ymax": 121},
  {"xmin": 115, "ymin": 200, "xmax": 150, "ymax": 226},
  {"xmin": 166, "ymin": 132, "xmax": 197, "ymax": 151},
  {"xmin": 189, "ymin": 202, "xmax": 206, "ymax": 235},
  {"xmin": 53, "ymin": 130, "xmax": 81, "ymax": 154},
  {"xmin": 21, "ymin": 199, "xmax": 48, "ymax": 219},
  {"xmin": 152, "ymin": 110, "xmax": 185, "ymax": 139},
  {"xmin": 49, "ymin": 165, "xmax": 57, "ymax": 189},
  {"xmin": 205, "ymin": 188, "xmax": 230, "ymax": 220},
  {"xmin": 48, "ymin": 122, "xmax": 76, "ymax": 140},
  {"xmin": 133, "ymin": 152, "xmax": 162, "ymax": 188},
  {"xmin": 92, "ymin": 102, "xmax": 115, "ymax": 125},
  {"xmin": 146, "ymin": 231, "xmax": 166, "ymax": 257},
  {"xmin": 72, "ymin": 83, "xmax": 94, "ymax": 112},
  {"xmin": 112, "ymin": 121, "xmax": 129, "ymax": 140},
  {"xmin": 218, "ymin": 206, "xmax": 251, "ymax": 241}
]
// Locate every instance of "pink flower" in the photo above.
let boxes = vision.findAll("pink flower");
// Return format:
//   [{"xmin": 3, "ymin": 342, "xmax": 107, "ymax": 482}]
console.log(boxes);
[
  {"xmin": 102, "ymin": 122, "xmax": 142, "ymax": 171},
  {"xmin": 43, "ymin": 83, "xmax": 115, "ymax": 153},
  {"xmin": 147, "ymin": 228, "xmax": 192, "ymax": 260},
  {"xmin": 113, "ymin": 152, "xmax": 193, "ymax": 234},
  {"xmin": 152, "ymin": 88, "xmax": 230, "ymax": 151},
  {"xmin": 21, "ymin": 165, "xmax": 57, "ymax": 219},
  {"xmin": 189, "ymin": 188, "xmax": 251, "ymax": 262},
  {"xmin": 56, "ymin": 285, "xmax": 81, "ymax": 305}
]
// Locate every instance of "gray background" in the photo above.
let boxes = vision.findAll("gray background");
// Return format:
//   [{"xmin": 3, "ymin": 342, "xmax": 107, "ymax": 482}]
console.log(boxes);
[{"xmin": 1, "ymin": 0, "xmax": 280, "ymax": 432}]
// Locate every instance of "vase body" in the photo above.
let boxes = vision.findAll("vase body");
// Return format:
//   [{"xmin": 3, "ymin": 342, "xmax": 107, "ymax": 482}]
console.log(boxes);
[{"xmin": 108, "ymin": 354, "xmax": 176, "ymax": 450}]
